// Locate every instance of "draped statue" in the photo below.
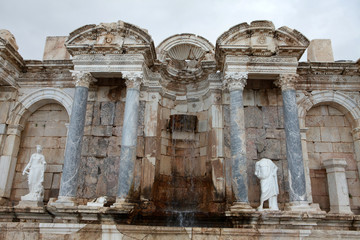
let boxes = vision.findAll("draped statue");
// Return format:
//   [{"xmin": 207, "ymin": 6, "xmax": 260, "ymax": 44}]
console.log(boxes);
[
  {"xmin": 21, "ymin": 145, "xmax": 47, "ymax": 202},
  {"xmin": 255, "ymin": 158, "xmax": 279, "ymax": 211}
]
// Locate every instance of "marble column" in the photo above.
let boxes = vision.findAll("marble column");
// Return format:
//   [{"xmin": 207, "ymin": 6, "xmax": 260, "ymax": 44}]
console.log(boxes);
[
  {"xmin": 275, "ymin": 74, "xmax": 308, "ymax": 207},
  {"xmin": 224, "ymin": 72, "xmax": 252, "ymax": 211},
  {"xmin": 113, "ymin": 71, "xmax": 143, "ymax": 208},
  {"xmin": 323, "ymin": 158, "xmax": 353, "ymax": 214},
  {"xmin": 55, "ymin": 71, "xmax": 95, "ymax": 206}
]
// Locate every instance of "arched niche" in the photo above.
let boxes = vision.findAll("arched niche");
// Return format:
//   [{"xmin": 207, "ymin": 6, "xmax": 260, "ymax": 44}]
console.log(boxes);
[
  {"xmin": 298, "ymin": 91, "xmax": 360, "ymax": 214},
  {"xmin": 0, "ymin": 88, "xmax": 72, "ymax": 201}
]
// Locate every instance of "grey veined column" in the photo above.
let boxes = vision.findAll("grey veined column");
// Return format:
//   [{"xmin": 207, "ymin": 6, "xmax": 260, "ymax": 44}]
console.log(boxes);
[
  {"xmin": 56, "ymin": 71, "xmax": 95, "ymax": 206},
  {"xmin": 275, "ymin": 74, "xmax": 308, "ymax": 208},
  {"xmin": 113, "ymin": 71, "xmax": 143, "ymax": 209},
  {"xmin": 224, "ymin": 72, "xmax": 253, "ymax": 211}
]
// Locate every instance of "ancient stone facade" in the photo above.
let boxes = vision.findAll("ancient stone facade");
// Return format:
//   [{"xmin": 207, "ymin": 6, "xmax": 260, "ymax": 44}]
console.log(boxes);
[{"xmin": 0, "ymin": 21, "xmax": 360, "ymax": 239}]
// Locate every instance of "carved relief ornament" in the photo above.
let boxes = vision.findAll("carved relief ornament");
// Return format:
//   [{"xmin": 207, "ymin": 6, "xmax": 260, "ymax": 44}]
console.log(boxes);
[
  {"xmin": 72, "ymin": 71, "xmax": 96, "ymax": 88},
  {"xmin": 274, "ymin": 74, "xmax": 298, "ymax": 91},
  {"xmin": 122, "ymin": 71, "xmax": 143, "ymax": 90},
  {"xmin": 223, "ymin": 72, "xmax": 248, "ymax": 91}
]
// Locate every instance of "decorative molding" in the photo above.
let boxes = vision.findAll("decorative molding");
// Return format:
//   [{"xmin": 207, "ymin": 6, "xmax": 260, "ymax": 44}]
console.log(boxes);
[
  {"xmin": 71, "ymin": 71, "xmax": 96, "ymax": 88},
  {"xmin": 275, "ymin": 74, "xmax": 298, "ymax": 91},
  {"xmin": 223, "ymin": 72, "xmax": 248, "ymax": 91}
]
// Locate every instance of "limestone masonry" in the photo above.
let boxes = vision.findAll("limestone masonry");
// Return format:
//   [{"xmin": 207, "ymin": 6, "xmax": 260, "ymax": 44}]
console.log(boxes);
[{"xmin": 0, "ymin": 20, "xmax": 360, "ymax": 239}]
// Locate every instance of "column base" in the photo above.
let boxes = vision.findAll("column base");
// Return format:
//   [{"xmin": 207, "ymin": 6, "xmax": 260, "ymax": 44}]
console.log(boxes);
[
  {"xmin": 329, "ymin": 205, "xmax": 353, "ymax": 215},
  {"xmin": 111, "ymin": 198, "xmax": 137, "ymax": 213},
  {"xmin": 228, "ymin": 202, "xmax": 255, "ymax": 213},
  {"xmin": 285, "ymin": 202, "xmax": 325, "ymax": 213},
  {"xmin": 48, "ymin": 196, "xmax": 78, "ymax": 207}
]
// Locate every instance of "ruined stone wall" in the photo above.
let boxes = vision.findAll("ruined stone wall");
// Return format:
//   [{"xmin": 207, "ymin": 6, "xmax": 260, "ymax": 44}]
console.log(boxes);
[
  {"xmin": 306, "ymin": 105, "xmax": 360, "ymax": 214},
  {"xmin": 77, "ymin": 85, "xmax": 146, "ymax": 200},
  {"xmin": 10, "ymin": 103, "xmax": 68, "ymax": 202}
]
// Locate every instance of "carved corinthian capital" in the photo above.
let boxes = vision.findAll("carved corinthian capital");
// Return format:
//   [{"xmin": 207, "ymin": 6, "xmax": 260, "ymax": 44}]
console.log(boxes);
[
  {"xmin": 122, "ymin": 71, "xmax": 143, "ymax": 90},
  {"xmin": 72, "ymin": 71, "xmax": 96, "ymax": 88},
  {"xmin": 223, "ymin": 72, "xmax": 248, "ymax": 91},
  {"xmin": 275, "ymin": 74, "xmax": 299, "ymax": 91}
]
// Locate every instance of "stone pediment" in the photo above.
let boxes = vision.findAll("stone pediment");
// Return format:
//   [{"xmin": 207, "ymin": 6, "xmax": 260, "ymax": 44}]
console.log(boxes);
[
  {"xmin": 156, "ymin": 34, "xmax": 216, "ymax": 83},
  {"xmin": 65, "ymin": 20, "xmax": 156, "ymax": 66},
  {"xmin": 216, "ymin": 20, "xmax": 310, "ymax": 69}
]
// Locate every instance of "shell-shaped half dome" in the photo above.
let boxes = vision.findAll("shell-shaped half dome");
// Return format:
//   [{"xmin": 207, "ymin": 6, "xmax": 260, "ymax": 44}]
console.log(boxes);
[
  {"xmin": 156, "ymin": 34, "xmax": 216, "ymax": 82},
  {"xmin": 157, "ymin": 34, "xmax": 215, "ymax": 62},
  {"xmin": 167, "ymin": 44, "xmax": 205, "ymax": 61}
]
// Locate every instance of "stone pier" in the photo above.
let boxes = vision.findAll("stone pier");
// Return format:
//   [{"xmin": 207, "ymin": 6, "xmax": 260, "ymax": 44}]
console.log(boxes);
[
  {"xmin": 323, "ymin": 158, "xmax": 353, "ymax": 214},
  {"xmin": 55, "ymin": 71, "xmax": 95, "ymax": 206},
  {"xmin": 224, "ymin": 72, "xmax": 252, "ymax": 211},
  {"xmin": 113, "ymin": 71, "xmax": 143, "ymax": 209}
]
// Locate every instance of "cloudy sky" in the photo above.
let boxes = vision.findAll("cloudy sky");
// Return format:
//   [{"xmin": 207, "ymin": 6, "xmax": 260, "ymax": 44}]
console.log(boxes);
[{"xmin": 1, "ymin": 0, "xmax": 359, "ymax": 61}]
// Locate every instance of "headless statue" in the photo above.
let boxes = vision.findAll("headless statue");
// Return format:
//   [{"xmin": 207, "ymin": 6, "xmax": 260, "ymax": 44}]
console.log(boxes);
[{"xmin": 255, "ymin": 158, "xmax": 279, "ymax": 211}]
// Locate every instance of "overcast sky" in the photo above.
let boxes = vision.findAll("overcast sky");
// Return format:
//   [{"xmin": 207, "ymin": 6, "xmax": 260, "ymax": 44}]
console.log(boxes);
[{"xmin": 1, "ymin": 0, "xmax": 359, "ymax": 61}]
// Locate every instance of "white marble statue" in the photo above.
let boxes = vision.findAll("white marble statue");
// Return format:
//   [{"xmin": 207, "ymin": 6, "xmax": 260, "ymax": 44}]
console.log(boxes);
[
  {"xmin": 21, "ymin": 145, "xmax": 47, "ymax": 202},
  {"xmin": 255, "ymin": 158, "xmax": 279, "ymax": 211}
]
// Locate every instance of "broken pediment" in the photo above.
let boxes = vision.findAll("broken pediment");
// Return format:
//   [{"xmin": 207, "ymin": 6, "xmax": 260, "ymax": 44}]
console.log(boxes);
[
  {"xmin": 216, "ymin": 20, "xmax": 310, "ymax": 69},
  {"xmin": 65, "ymin": 20, "xmax": 156, "ymax": 66}
]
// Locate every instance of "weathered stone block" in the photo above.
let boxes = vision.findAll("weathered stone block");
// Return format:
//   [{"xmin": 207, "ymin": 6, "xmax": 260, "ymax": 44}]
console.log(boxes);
[
  {"xmin": 244, "ymin": 106, "xmax": 263, "ymax": 128},
  {"xmin": 262, "ymin": 106, "xmax": 280, "ymax": 129},
  {"xmin": 91, "ymin": 125, "xmax": 113, "ymax": 136},
  {"xmin": 107, "ymin": 136, "xmax": 121, "ymax": 156},
  {"xmin": 307, "ymin": 39, "xmax": 334, "ymax": 62},
  {"xmin": 136, "ymin": 137, "xmax": 144, "ymax": 157},
  {"xmin": 92, "ymin": 102, "xmax": 101, "ymax": 125},
  {"xmin": 159, "ymin": 155, "xmax": 171, "ymax": 175},
  {"xmin": 332, "ymin": 143, "xmax": 354, "ymax": 153},
  {"xmin": 315, "ymin": 142, "xmax": 333, "ymax": 153},
  {"xmin": 320, "ymin": 127, "xmax": 340, "ymax": 142},
  {"xmin": 89, "ymin": 137, "xmax": 109, "ymax": 157},
  {"xmin": 85, "ymin": 102, "xmax": 94, "ymax": 126},
  {"xmin": 113, "ymin": 102, "xmax": 125, "ymax": 126},
  {"xmin": 100, "ymin": 102, "xmax": 115, "ymax": 125},
  {"xmin": 43, "ymin": 36, "xmax": 70, "ymax": 60},
  {"xmin": 307, "ymin": 127, "xmax": 321, "ymax": 141}
]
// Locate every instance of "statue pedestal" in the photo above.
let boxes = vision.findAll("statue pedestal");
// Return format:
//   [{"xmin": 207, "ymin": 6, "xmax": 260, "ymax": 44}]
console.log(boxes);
[
  {"xmin": 228, "ymin": 202, "xmax": 255, "ymax": 213},
  {"xmin": 49, "ymin": 196, "xmax": 78, "ymax": 207},
  {"xmin": 16, "ymin": 200, "xmax": 44, "ymax": 208},
  {"xmin": 284, "ymin": 202, "xmax": 325, "ymax": 213}
]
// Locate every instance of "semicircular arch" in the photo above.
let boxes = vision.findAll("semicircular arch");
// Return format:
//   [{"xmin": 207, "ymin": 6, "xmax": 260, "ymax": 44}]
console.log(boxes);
[
  {"xmin": 7, "ymin": 88, "xmax": 73, "ymax": 126},
  {"xmin": 298, "ymin": 91, "xmax": 360, "ymax": 128}
]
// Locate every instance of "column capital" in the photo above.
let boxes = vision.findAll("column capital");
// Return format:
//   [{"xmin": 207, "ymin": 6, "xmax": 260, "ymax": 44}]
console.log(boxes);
[
  {"xmin": 71, "ymin": 71, "xmax": 96, "ymax": 88},
  {"xmin": 323, "ymin": 158, "xmax": 347, "ymax": 170},
  {"xmin": 275, "ymin": 74, "xmax": 299, "ymax": 91},
  {"xmin": 122, "ymin": 71, "xmax": 143, "ymax": 90},
  {"xmin": 223, "ymin": 72, "xmax": 248, "ymax": 91}
]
